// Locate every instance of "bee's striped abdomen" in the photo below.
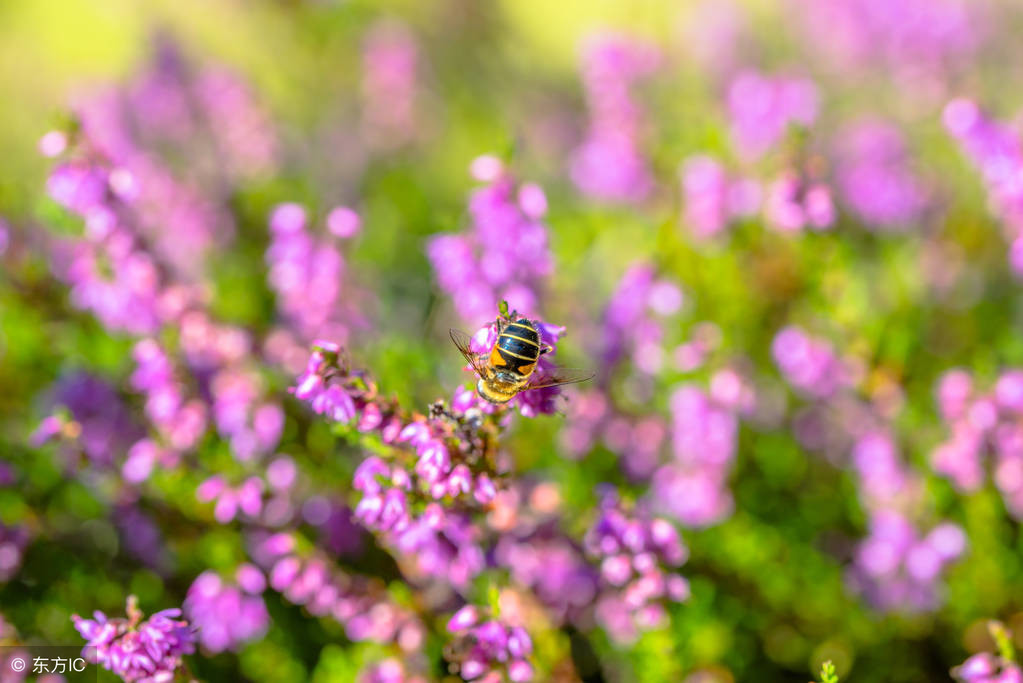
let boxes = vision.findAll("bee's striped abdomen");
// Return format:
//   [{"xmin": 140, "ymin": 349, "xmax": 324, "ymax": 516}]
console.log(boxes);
[{"xmin": 492, "ymin": 320, "xmax": 541, "ymax": 376}]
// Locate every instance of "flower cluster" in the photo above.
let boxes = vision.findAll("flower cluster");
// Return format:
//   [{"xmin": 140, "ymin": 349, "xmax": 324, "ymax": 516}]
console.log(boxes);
[
  {"xmin": 183, "ymin": 567, "xmax": 269, "ymax": 653},
  {"xmin": 944, "ymin": 99, "xmax": 1023, "ymax": 276},
  {"xmin": 490, "ymin": 482, "xmax": 598, "ymax": 622},
  {"xmin": 569, "ymin": 33, "xmax": 659, "ymax": 203},
  {"xmin": 359, "ymin": 658, "xmax": 429, "ymax": 683},
  {"xmin": 584, "ymin": 493, "xmax": 690, "ymax": 644},
  {"xmin": 834, "ymin": 120, "xmax": 928, "ymax": 230},
  {"xmin": 681, "ymin": 69, "xmax": 837, "ymax": 240},
  {"xmin": 40, "ymin": 372, "xmax": 144, "ymax": 466},
  {"xmin": 354, "ymin": 456, "xmax": 487, "ymax": 588},
  {"xmin": 266, "ymin": 202, "xmax": 363, "ymax": 360},
  {"xmin": 850, "ymin": 510, "xmax": 966, "ymax": 612},
  {"xmin": 727, "ymin": 70, "xmax": 818, "ymax": 161},
  {"xmin": 763, "ymin": 169, "xmax": 835, "ymax": 233},
  {"xmin": 653, "ymin": 371, "xmax": 754, "ymax": 527},
  {"xmin": 130, "ymin": 339, "xmax": 207, "ymax": 458},
  {"xmin": 45, "ymin": 158, "xmax": 166, "ymax": 335},
  {"xmin": 600, "ymin": 263, "xmax": 684, "ymax": 375},
  {"xmin": 953, "ymin": 621, "xmax": 1023, "ymax": 683},
  {"xmin": 796, "ymin": 0, "xmax": 979, "ymax": 86},
  {"xmin": 361, "ymin": 20, "xmax": 420, "ymax": 149},
  {"xmin": 847, "ymin": 432, "xmax": 967, "ymax": 612},
  {"xmin": 70, "ymin": 38, "xmax": 276, "ymax": 273},
  {"xmin": 427, "ymin": 157, "xmax": 553, "ymax": 325},
  {"xmin": 679, "ymin": 156, "xmax": 761, "ymax": 241},
  {"xmin": 252, "ymin": 532, "xmax": 425, "ymax": 649},
  {"xmin": 772, "ymin": 326, "xmax": 856, "ymax": 400},
  {"xmin": 72, "ymin": 596, "xmax": 196, "ymax": 682},
  {"xmin": 772, "ymin": 326, "xmax": 966, "ymax": 612},
  {"xmin": 562, "ymin": 389, "xmax": 668, "ymax": 479},
  {"xmin": 196, "ymin": 474, "xmax": 265, "ymax": 524},
  {"xmin": 446, "ymin": 605, "xmax": 534, "ymax": 682},
  {"xmin": 931, "ymin": 369, "xmax": 1023, "ymax": 518},
  {"xmin": 0, "ymin": 524, "xmax": 29, "ymax": 582}
]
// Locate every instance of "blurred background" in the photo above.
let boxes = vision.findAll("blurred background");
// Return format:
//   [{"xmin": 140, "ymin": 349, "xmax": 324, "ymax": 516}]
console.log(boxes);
[{"xmin": 5, "ymin": 0, "xmax": 1023, "ymax": 681}]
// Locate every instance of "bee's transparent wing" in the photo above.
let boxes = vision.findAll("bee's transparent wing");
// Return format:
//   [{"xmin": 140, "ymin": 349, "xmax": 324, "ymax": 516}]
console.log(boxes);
[
  {"xmin": 449, "ymin": 329, "xmax": 489, "ymax": 379},
  {"xmin": 527, "ymin": 367, "xmax": 595, "ymax": 389}
]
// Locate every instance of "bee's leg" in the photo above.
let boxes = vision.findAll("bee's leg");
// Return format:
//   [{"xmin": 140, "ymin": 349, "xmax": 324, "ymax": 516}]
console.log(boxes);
[{"xmin": 539, "ymin": 345, "xmax": 552, "ymax": 356}]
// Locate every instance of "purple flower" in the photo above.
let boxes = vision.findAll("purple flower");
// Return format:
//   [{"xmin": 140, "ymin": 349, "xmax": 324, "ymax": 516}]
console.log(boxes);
[
  {"xmin": 849, "ymin": 510, "xmax": 965, "ymax": 612},
  {"xmin": 652, "ymin": 377, "xmax": 752, "ymax": 527},
  {"xmin": 727, "ymin": 70, "xmax": 817, "ymax": 160},
  {"xmin": 72, "ymin": 596, "xmax": 195, "ymax": 682},
  {"xmin": 680, "ymin": 156, "xmax": 761, "ymax": 241},
  {"xmin": 361, "ymin": 20, "xmax": 420, "ymax": 149},
  {"xmin": 585, "ymin": 493, "xmax": 689, "ymax": 642},
  {"xmin": 45, "ymin": 372, "xmax": 145, "ymax": 465},
  {"xmin": 835, "ymin": 121, "xmax": 928, "ymax": 230},
  {"xmin": 944, "ymin": 99, "xmax": 1023, "ymax": 275},
  {"xmin": 266, "ymin": 202, "xmax": 363, "ymax": 349},
  {"xmin": 427, "ymin": 161, "xmax": 553, "ymax": 326},
  {"xmin": 445, "ymin": 606, "xmax": 534, "ymax": 681},
  {"xmin": 772, "ymin": 326, "xmax": 850, "ymax": 398},
  {"xmin": 763, "ymin": 171, "xmax": 834, "ymax": 233},
  {"xmin": 601, "ymin": 264, "xmax": 683, "ymax": 374},
  {"xmin": 569, "ymin": 33, "xmax": 659, "ymax": 203},
  {"xmin": 796, "ymin": 0, "xmax": 980, "ymax": 86},
  {"xmin": 184, "ymin": 570, "xmax": 269, "ymax": 653}
]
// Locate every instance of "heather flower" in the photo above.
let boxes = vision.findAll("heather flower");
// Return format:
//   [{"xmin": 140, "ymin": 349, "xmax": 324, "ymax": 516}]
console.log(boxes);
[
  {"xmin": 193, "ymin": 66, "xmax": 278, "ymax": 179},
  {"xmin": 445, "ymin": 605, "xmax": 534, "ymax": 681},
  {"xmin": 653, "ymin": 374, "xmax": 753, "ymax": 527},
  {"xmin": 72, "ymin": 596, "xmax": 195, "ymax": 682},
  {"xmin": 849, "ymin": 510, "xmax": 965, "ymax": 612},
  {"xmin": 930, "ymin": 368, "xmax": 1023, "ymax": 518},
  {"xmin": 494, "ymin": 527, "xmax": 597, "ymax": 622},
  {"xmin": 834, "ymin": 121, "xmax": 927, "ymax": 230},
  {"xmin": 851, "ymin": 431, "xmax": 917, "ymax": 505},
  {"xmin": 197, "ymin": 475, "xmax": 264, "ymax": 524},
  {"xmin": 562, "ymin": 389, "xmax": 668, "ymax": 479},
  {"xmin": 570, "ymin": 33, "xmax": 659, "ymax": 203},
  {"xmin": 252, "ymin": 536, "xmax": 424, "ymax": 649},
  {"xmin": 680, "ymin": 155, "xmax": 761, "ymax": 241},
  {"xmin": 944, "ymin": 99, "xmax": 1023, "ymax": 276},
  {"xmin": 795, "ymin": 0, "xmax": 980, "ymax": 85},
  {"xmin": 362, "ymin": 21, "xmax": 420, "ymax": 149},
  {"xmin": 763, "ymin": 171, "xmax": 835, "ymax": 233},
  {"xmin": 0, "ymin": 524, "xmax": 30, "ymax": 582},
  {"xmin": 183, "ymin": 569, "xmax": 269, "ymax": 653},
  {"xmin": 772, "ymin": 326, "xmax": 852, "ymax": 399},
  {"xmin": 44, "ymin": 372, "xmax": 144, "ymax": 465},
  {"xmin": 727, "ymin": 70, "xmax": 818, "ymax": 161},
  {"xmin": 49, "ymin": 217, "xmax": 165, "ymax": 335},
  {"xmin": 360, "ymin": 658, "xmax": 428, "ymax": 683},
  {"xmin": 601, "ymin": 264, "xmax": 684, "ymax": 374},
  {"xmin": 584, "ymin": 493, "xmax": 689, "ymax": 643},
  {"xmin": 266, "ymin": 202, "xmax": 365, "ymax": 354},
  {"xmin": 953, "ymin": 621, "xmax": 1023, "ymax": 682},
  {"xmin": 427, "ymin": 159, "xmax": 553, "ymax": 326}
]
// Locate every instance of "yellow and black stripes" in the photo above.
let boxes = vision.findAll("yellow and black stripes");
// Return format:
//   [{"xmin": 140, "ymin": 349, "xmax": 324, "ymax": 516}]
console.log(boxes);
[{"xmin": 490, "ymin": 319, "xmax": 542, "ymax": 377}]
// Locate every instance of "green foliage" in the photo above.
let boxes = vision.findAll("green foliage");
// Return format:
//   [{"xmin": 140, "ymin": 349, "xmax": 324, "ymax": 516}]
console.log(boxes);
[{"xmin": 819, "ymin": 660, "xmax": 839, "ymax": 683}]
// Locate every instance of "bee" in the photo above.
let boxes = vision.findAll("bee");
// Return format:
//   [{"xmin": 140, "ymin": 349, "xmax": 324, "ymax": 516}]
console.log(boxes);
[{"xmin": 450, "ymin": 317, "xmax": 594, "ymax": 404}]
